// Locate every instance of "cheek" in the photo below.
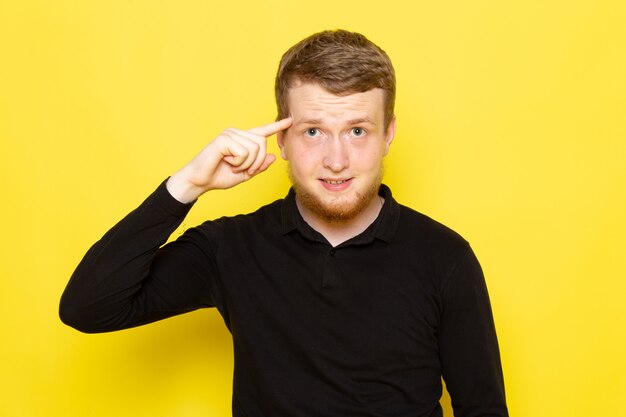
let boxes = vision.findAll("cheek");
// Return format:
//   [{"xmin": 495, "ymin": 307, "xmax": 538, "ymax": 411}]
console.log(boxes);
[
  {"xmin": 352, "ymin": 147, "xmax": 385, "ymax": 169},
  {"xmin": 288, "ymin": 140, "xmax": 322, "ymax": 162},
  {"xmin": 281, "ymin": 135, "xmax": 311, "ymax": 160},
  {"xmin": 294, "ymin": 152, "xmax": 318, "ymax": 173},
  {"xmin": 286, "ymin": 148, "xmax": 319, "ymax": 175}
]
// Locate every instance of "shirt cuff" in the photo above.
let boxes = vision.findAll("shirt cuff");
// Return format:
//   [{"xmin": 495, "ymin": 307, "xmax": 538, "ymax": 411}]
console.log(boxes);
[{"xmin": 150, "ymin": 177, "xmax": 196, "ymax": 217}]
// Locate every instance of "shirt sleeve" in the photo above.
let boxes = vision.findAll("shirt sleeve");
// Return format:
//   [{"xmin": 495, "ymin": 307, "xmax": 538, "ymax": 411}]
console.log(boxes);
[
  {"xmin": 438, "ymin": 245, "xmax": 509, "ymax": 417},
  {"xmin": 59, "ymin": 179, "xmax": 220, "ymax": 333}
]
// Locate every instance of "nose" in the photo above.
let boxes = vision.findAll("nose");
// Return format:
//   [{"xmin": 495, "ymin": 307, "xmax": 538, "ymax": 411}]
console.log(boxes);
[{"xmin": 322, "ymin": 137, "xmax": 349, "ymax": 172}]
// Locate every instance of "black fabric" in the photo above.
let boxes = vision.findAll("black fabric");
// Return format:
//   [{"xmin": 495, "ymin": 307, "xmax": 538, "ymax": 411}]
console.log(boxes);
[{"xmin": 60, "ymin": 179, "xmax": 508, "ymax": 417}]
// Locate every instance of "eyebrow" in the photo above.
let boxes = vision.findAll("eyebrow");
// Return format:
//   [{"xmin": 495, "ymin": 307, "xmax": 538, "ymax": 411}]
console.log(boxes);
[
  {"xmin": 297, "ymin": 118, "xmax": 323, "ymax": 125},
  {"xmin": 347, "ymin": 118, "xmax": 376, "ymax": 126},
  {"xmin": 295, "ymin": 117, "xmax": 377, "ymax": 126}
]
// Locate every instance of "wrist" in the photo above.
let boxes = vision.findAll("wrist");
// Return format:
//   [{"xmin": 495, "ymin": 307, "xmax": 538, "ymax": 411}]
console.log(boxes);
[{"xmin": 166, "ymin": 171, "xmax": 205, "ymax": 204}]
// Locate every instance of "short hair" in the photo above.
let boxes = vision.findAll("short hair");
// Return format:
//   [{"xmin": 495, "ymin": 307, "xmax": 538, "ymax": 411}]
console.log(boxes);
[{"xmin": 275, "ymin": 29, "xmax": 396, "ymax": 129}]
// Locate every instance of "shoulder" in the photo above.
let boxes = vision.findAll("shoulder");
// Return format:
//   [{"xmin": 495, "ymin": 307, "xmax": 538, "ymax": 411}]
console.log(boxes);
[
  {"xmin": 387, "ymin": 202, "xmax": 482, "ymax": 299},
  {"xmin": 392, "ymin": 202, "xmax": 471, "ymax": 269},
  {"xmin": 379, "ymin": 185, "xmax": 468, "ymax": 255},
  {"xmin": 191, "ymin": 197, "xmax": 285, "ymax": 240},
  {"xmin": 396, "ymin": 203, "xmax": 468, "ymax": 246},
  {"xmin": 165, "ymin": 197, "xmax": 285, "ymax": 261}
]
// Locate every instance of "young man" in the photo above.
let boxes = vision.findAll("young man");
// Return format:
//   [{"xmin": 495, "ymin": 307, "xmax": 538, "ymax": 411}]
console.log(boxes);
[{"xmin": 60, "ymin": 30, "xmax": 508, "ymax": 417}]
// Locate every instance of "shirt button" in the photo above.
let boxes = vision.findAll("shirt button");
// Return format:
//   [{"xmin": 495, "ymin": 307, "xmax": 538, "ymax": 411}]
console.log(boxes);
[{"xmin": 329, "ymin": 249, "xmax": 336, "ymax": 256}]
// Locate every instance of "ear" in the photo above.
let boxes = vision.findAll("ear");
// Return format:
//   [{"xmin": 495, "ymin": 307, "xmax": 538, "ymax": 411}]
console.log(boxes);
[
  {"xmin": 383, "ymin": 116, "xmax": 396, "ymax": 156},
  {"xmin": 277, "ymin": 130, "xmax": 288, "ymax": 160}
]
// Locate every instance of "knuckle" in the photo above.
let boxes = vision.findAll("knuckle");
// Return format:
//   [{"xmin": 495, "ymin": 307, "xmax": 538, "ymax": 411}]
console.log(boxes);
[{"xmin": 220, "ymin": 130, "xmax": 235, "ymax": 140}]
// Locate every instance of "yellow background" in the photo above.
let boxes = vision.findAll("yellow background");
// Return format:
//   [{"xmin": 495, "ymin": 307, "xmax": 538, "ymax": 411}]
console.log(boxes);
[{"xmin": 1, "ymin": 1, "xmax": 625, "ymax": 416}]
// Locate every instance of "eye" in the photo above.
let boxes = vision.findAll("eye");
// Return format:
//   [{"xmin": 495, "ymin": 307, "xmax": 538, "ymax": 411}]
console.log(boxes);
[
  {"xmin": 351, "ymin": 127, "xmax": 366, "ymax": 137},
  {"xmin": 304, "ymin": 128, "xmax": 320, "ymax": 137}
]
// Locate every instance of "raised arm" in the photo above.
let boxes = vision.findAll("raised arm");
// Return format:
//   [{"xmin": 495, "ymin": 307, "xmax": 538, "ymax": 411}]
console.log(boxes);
[{"xmin": 59, "ymin": 118, "xmax": 292, "ymax": 333}]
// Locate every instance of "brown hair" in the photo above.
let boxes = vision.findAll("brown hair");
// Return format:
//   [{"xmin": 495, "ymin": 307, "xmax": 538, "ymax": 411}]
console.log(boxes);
[{"xmin": 275, "ymin": 30, "xmax": 396, "ymax": 128}]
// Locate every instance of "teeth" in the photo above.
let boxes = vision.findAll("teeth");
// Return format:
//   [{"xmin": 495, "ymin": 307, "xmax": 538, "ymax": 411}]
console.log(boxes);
[{"xmin": 326, "ymin": 180, "xmax": 346, "ymax": 185}]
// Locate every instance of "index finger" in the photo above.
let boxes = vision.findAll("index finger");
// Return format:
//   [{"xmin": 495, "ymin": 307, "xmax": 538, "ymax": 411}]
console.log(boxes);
[{"xmin": 248, "ymin": 117, "xmax": 293, "ymax": 137}]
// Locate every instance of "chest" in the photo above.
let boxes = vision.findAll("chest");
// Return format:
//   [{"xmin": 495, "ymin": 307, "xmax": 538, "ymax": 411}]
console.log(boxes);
[{"xmin": 215, "ymin": 236, "xmax": 444, "ymax": 364}]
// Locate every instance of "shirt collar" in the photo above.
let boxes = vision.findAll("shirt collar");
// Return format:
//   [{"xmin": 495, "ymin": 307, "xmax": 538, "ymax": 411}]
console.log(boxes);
[{"xmin": 280, "ymin": 184, "xmax": 400, "ymax": 245}]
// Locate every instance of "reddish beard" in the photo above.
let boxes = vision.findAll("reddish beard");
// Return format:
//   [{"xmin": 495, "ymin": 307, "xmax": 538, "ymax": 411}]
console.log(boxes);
[{"xmin": 289, "ymin": 164, "xmax": 384, "ymax": 223}]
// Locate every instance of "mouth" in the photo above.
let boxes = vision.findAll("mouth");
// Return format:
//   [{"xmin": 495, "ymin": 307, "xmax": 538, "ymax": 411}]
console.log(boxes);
[
  {"xmin": 319, "ymin": 178, "xmax": 353, "ymax": 191},
  {"xmin": 323, "ymin": 179, "xmax": 349, "ymax": 185}
]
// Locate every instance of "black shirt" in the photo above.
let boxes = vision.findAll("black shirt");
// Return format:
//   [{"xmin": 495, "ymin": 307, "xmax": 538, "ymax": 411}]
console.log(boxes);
[{"xmin": 60, "ymin": 180, "xmax": 508, "ymax": 417}]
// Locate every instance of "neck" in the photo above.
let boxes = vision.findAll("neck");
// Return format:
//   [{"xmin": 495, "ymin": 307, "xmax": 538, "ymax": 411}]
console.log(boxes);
[{"xmin": 296, "ymin": 195, "xmax": 385, "ymax": 247}]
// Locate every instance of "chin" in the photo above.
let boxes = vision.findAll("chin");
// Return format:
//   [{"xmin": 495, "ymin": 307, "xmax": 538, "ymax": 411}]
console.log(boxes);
[
  {"xmin": 301, "ymin": 192, "xmax": 371, "ymax": 222},
  {"xmin": 291, "ymin": 176, "xmax": 383, "ymax": 224}
]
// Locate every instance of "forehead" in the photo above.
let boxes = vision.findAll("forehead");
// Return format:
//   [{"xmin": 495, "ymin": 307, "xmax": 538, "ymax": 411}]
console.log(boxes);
[{"xmin": 286, "ymin": 82, "xmax": 385, "ymax": 124}]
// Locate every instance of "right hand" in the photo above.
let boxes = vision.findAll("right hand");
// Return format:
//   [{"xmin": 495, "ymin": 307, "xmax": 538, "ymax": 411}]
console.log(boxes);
[{"xmin": 167, "ymin": 117, "xmax": 293, "ymax": 203}]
